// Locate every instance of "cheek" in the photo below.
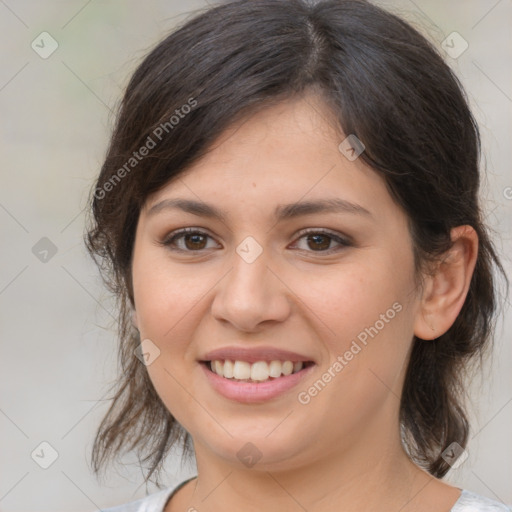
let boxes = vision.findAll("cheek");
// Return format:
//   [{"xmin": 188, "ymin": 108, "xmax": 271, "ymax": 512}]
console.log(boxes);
[
  {"xmin": 298, "ymin": 261, "xmax": 410, "ymax": 347},
  {"xmin": 131, "ymin": 247, "xmax": 206, "ymax": 344},
  {"xmin": 294, "ymin": 253, "xmax": 416, "ymax": 403},
  {"xmin": 291, "ymin": 269, "xmax": 413, "ymax": 432},
  {"xmin": 131, "ymin": 251, "xmax": 211, "ymax": 428}
]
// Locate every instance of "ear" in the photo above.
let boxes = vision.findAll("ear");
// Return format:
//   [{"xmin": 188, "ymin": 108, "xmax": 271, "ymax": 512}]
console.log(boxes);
[
  {"xmin": 414, "ymin": 225, "xmax": 478, "ymax": 340},
  {"xmin": 131, "ymin": 308, "xmax": 139, "ymax": 330}
]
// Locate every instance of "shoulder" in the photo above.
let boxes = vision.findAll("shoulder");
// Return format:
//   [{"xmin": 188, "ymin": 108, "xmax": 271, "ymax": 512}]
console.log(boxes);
[
  {"xmin": 95, "ymin": 477, "xmax": 197, "ymax": 512},
  {"xmin": 452, "ymin": 490, "xmax": 512, "ymax": 512}
]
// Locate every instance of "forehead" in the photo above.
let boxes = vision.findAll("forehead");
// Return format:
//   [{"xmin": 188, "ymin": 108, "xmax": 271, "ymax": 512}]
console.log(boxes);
[{"xmin": 142, "ymin": 94, "xmax": 401, "ymax": 228}]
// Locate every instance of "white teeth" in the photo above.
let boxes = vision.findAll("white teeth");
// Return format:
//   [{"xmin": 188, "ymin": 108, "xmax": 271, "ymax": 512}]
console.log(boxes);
[
  {"xmin": 233, "ymin": 360, "xmax": 251, "ymax": 379},
  {"xmin": 223, "ymin": 359, "xmax": 234, "ymax": 378},
  {"xmin": 250, "ymin": 361, "xmax": 269, "ymax": 381},
  {"xmin": 269, "ymin": 360, "xmax": 282, "ymax": 378},
  {"xmin": 213, "ymin": 360, "xmax": 223, "ymax": 375},
  {"xmin": 282, "ymin": 361, "xmax": 293, "ymax": 376},
  {"xmin": 209, "ymin": 359, "xmax": 305, "ymax": 382}
]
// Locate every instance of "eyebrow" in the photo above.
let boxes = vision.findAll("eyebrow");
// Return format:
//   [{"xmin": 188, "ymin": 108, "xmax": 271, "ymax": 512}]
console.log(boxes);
[{"xmin": 147, "ymin": 197, "xmax": 372, "ymax": 222}]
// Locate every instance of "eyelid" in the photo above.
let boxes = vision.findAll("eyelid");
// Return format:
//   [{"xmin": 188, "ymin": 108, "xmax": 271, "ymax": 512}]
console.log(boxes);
[
  {"xmin": 160, "ymin": 227, "xmax": 220, "ymax": 249},
  {"xmin": 293, "ymin": 227, "xmax": 353, "ymax": 245}
]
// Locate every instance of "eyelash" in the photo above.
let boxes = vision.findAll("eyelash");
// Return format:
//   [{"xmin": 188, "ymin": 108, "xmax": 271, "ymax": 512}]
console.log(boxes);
[{"xmin": 159, "ymin": 227, "xmax": 352, "ymax": 255}]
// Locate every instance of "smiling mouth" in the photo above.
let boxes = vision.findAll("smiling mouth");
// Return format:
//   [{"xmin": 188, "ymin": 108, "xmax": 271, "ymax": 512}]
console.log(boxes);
[{"xmin": 201, "ymin": 359, "xmax": 315, "ymax": 383}]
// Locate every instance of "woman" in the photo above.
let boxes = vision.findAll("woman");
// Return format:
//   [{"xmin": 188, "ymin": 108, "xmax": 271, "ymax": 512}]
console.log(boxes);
[{"xmin": 85, "ymin": 0, "xmax": 510, "ymax": 511}]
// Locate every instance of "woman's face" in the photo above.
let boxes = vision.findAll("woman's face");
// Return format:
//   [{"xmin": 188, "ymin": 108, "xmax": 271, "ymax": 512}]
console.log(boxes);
[{"xmin": 131, "ymin": 93, "xmax": 424, "ymax": 471}]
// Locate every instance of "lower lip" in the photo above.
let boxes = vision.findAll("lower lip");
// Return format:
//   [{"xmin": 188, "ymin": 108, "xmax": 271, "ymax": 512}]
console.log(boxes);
[{"xmin": 200, "ymin": 362, "xmax": 316, "ymax": 403}]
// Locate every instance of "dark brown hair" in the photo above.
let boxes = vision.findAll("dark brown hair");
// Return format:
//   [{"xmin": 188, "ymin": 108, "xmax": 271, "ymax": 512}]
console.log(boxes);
[{"xmin": 85, "ymin": 0, "xmax": 508, "ymax": 486}]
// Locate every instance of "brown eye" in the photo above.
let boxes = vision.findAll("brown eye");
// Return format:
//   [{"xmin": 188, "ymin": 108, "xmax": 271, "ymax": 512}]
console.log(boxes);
[
  {"xmin": 293, "ymin": 229, "xmax": 352, "ymax": 253},
  {"xmin": 182, "ymin": 233, "xmax": 208, "ymax": 250},
  {"xmin": 305, "ymin": 233, "xmax": 331, "ymax": 251},
  {"xmin": 161, "ymin": 228, "xmax": 217, "ymax": 252}
]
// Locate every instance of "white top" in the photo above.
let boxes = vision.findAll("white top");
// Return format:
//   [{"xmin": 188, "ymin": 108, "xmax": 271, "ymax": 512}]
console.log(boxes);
[{"xmin": 96, "ymin": 477, "xmax": 512, "ymax": 512}]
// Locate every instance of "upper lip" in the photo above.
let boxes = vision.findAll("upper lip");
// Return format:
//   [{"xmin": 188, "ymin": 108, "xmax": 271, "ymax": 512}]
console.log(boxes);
[{"xmin": 200, "ymin": 346, "xmax": 315, "ymax": 364}]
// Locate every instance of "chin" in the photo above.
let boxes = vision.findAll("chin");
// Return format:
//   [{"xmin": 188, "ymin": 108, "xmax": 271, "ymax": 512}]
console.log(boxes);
[{"xmin": 197, "ymin": 428, "xmax": 314, "ymax": 471}]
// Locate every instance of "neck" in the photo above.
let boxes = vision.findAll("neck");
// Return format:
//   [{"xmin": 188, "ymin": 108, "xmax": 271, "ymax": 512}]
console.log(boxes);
[{"xmin": 182, "ymin": 424, "xmax": 439, "ymax": 512}]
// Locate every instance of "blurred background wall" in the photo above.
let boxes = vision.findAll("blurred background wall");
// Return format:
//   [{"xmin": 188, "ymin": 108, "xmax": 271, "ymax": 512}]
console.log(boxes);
[{"xmin": 1, "ymin": 1, "xmax": 511, "ymax": 510}]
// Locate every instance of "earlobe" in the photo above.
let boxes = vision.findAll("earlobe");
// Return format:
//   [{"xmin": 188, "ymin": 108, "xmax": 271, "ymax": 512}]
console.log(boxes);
[{"xmin": 414, "ymin": 225, "xmax": 478, "ymax": 341}]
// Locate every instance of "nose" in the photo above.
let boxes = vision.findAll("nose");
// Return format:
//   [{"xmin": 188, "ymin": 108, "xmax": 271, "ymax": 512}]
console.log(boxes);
[{"xmin": 210, "ymin": 245, "xmax": 291, "ymax": 332}]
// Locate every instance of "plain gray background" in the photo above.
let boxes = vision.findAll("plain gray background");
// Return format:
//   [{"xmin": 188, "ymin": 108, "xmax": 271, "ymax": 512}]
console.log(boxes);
[{"xmin": 1, "ymin": 1, "xmax": 511, "ymax": 510}]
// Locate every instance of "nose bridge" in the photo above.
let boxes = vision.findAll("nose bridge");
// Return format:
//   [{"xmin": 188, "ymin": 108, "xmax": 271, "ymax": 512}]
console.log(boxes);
[{"xmin": 211, "ymin": 237, "xmax": 290, "ymax": 330}]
